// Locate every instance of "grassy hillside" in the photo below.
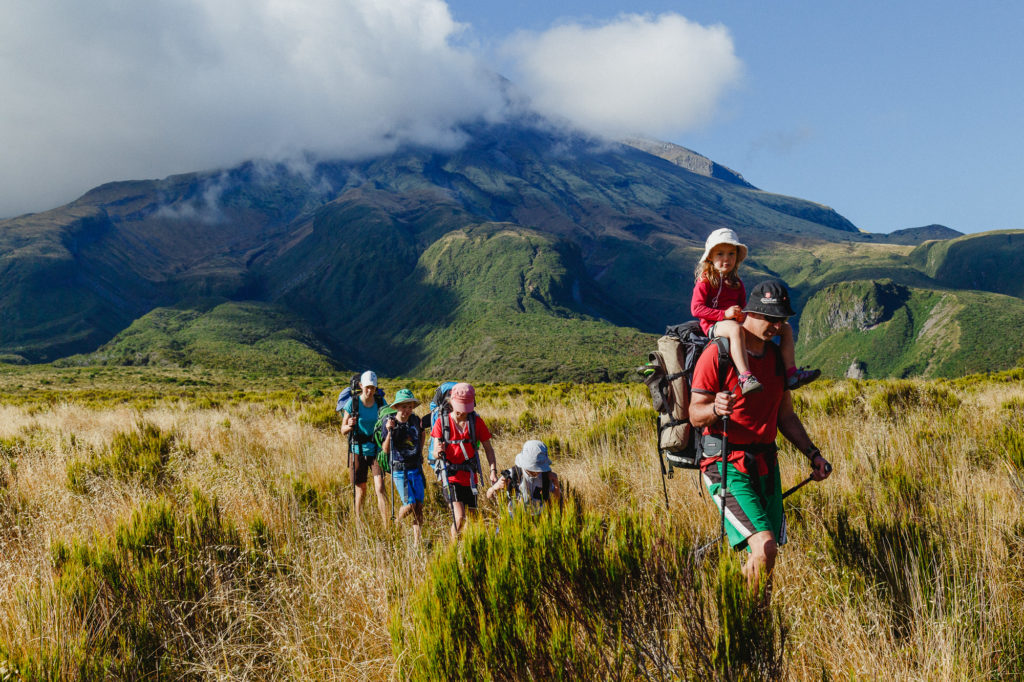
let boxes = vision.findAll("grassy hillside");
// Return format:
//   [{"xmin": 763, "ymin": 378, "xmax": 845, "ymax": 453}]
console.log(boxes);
[
  {"xmin": 352, "ymin": 223, "xmax": 654, "ymax": 382},
  {"xmin": 63, "ymin": 300, "xmax": 339, "ymax": 375},
  {"xmin": 797, "ymin": 280, "xmax": 1024, "ymax": 378},
  {"xmin": 908, "ymin": 229, "xmax": 1024, "ymax": 297}
]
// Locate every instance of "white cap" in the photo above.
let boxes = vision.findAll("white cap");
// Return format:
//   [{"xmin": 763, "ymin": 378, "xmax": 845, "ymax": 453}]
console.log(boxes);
[{"xmin": 359, "ymin": 370, "xmax": 377, "ymax": 387}]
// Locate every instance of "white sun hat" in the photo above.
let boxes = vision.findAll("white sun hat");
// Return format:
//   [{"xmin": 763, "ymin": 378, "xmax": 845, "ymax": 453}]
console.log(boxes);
[{"xmin": 699, "ymin": 228, "xmax": 748, "ymax": 265}]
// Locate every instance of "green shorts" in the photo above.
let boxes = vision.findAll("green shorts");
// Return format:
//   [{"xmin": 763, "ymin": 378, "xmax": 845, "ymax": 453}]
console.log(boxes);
[{"xmin": 702, "ymin": 459, "xmax": 787, "ymax": 551}]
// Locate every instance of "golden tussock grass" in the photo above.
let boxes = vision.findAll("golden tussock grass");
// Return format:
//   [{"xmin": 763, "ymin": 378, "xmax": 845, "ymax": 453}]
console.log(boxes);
[{"xmin": 0, "ymin": 371, "xmax": 1020, "ymax": 678}]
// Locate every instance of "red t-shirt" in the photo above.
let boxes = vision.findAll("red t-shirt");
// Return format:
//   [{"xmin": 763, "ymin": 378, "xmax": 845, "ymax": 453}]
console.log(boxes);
[
  {"xmin": 691, "ymin": 341, "xmax": 783, "ymax": 474},
  {"xmin": 690, "ymin": 276, "xmax": 747, "ymax": 335},
  {"xmin": 430, "ymin": 413, "xmax": 491, "ymax": 486}
]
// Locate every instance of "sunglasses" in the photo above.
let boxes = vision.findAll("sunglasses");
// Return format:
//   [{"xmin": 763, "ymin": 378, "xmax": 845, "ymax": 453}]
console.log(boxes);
[{"xmin": 751, "ymin": 312, "xmax": 786, "ymax": 324}]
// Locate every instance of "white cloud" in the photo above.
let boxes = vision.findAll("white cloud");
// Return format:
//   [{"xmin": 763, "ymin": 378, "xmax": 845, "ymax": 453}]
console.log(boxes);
[
  {"xmin": 0, "ymin": 0, "xmax": 507, "ymax": 217},
  {"xmin": 502, "ymin": 13, "xmax": 742, "ymax": 139},
  {"xmin": 0, "ymin": 4, "xmax": 743, "ymax": 218}
]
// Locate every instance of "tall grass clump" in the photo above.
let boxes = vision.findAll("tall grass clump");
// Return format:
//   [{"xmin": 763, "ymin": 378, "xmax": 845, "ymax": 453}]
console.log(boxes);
[
  {"xmin": 8, "ymin": 490, "xmax": 279, "ymax": 679},
  {"xmin": 66, "ymin": 421, "xmax": 177, "ymax": 493},
  {"xmin": 868, "ymin": 380, "xmax": 960, "ymax": 420},
  {"xmin": 392, "ymin": 495, "xmax": 785, "ymax": 681},
  {"xmin": 825, "ymin": 508, "xmax": 948, "ymax": 638}
]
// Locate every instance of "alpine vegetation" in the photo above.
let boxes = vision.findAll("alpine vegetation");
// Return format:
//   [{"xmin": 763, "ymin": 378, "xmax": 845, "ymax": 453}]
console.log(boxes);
[{"xmin": 0, "ymin": 366, "xmax": 1020, "ymax": 678}]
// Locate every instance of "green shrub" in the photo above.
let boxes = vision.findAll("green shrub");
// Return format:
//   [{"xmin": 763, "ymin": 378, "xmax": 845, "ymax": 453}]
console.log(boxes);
[
  {"xmin": 992, "ymin": 422, "xmax": 1024, "ymax": 474},
  {"xmin": 10, "ymin": 490, "xmax": 279, "ymax": 678},
  {"xmin": 392, "ymin": 496, "xmax": 785, "ymax": 680},
  {"xmin": 66, "ymin": 422, "xmax": 177, "ymax": 493},
  {"xmin": 298, "ymin": 401, "xmax": 338, "ymax": 430}
]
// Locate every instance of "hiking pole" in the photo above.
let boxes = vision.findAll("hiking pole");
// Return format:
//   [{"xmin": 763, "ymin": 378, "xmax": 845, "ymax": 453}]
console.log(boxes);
[
  {"xmin": 347, "ymin": 424, "xmax": 356, "ymax": 513},
  {"xmin": 657, "ymin": 447, "xmax": 670, "ymax": 510},
  {"xmin": 438, "ymin": 456, "xmax": 458, "ymax": 532},
  {"xmin": 389, "ymin": 421, "xmax": 395, "ymax": 522},
  {"xmin": 696, "ymin": 457, "xmax": 832, "ymax": 559},
  {"xmin": 782, "ymin": 461, "xmax": 833, "ymax": 499},
  {"xmin": 719, "ymin": 415, "xmax": 729, "ymax": 545}
]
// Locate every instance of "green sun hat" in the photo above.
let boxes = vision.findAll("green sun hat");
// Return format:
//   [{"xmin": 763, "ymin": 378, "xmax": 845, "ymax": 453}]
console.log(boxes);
[{"xmin": 391, "ymin": 388, "xmax": 420, "ymax": 408}]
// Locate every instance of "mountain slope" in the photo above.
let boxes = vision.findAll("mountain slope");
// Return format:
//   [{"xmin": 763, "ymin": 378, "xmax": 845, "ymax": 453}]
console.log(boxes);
[
  {"xmin": 3, "ymin": 118, "xmax": 1020, "ymax": 379},
  {"xmin": 0, "ymin": 119, "xmax": 868, "ymax": 374},
  {"xmin": 796, "ymin": 280, "xmax": 1024, "ymax": 378}
]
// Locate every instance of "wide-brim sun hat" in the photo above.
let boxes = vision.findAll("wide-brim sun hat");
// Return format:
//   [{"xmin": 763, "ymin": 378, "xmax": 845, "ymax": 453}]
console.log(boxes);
[
  {"xmin": 391, "ymin": 388, "xmax": 420, "ymax": 407},
  {"xmin": 742, "ymin": 279, "xmax": 796, "ymax": 318},
  {"xmin": 515, "ymin": 440, "xmax": 552, "ymax": 472},
  {"xmin": 515, "ymin": 440, "xmax": 552, "ymax": 473},
  {"xmin": 699, "ymin": 228, "xmax": 748, "ymax": 265},
  {"xmin": 450, "ymin": 382, "xmax": 475, "ymax": 412}
]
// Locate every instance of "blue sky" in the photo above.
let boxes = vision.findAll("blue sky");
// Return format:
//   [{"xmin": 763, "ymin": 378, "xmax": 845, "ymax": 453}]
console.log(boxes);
[
  {"xmin": 446, "ymin": 0, "xmax": 1024, "ymax": 234},
  {"xmin": 2, "ymin": 0, "xmax": 1021, "ymax": 234}
]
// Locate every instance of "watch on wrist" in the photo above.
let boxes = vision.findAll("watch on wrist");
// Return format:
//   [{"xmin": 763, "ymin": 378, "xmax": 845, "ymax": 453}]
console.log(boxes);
[{"xmin": 805, "ymin": 447, "xmax": 821, "ymax": 461}]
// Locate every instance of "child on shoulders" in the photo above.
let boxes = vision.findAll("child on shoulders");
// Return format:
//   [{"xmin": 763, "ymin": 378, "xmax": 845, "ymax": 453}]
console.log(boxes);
[{"xmin": 691, "ymin": 228, "xmax": 819, "ymax": 395}]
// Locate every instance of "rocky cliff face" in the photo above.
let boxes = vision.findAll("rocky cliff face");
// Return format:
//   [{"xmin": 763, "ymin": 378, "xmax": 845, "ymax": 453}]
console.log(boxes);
[{"xmin": 798, "ymin": 280, "xmax": 910, "ymax": 342}]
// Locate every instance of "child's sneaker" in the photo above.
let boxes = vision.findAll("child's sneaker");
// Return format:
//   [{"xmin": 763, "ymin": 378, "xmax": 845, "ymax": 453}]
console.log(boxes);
[
  {"xmin": 787, "ymin": 367, "xmax": 821, "ymax": 390},
  {"xmin": 738, "ymin": 371, "xmax": 763, "ymax": 395}
]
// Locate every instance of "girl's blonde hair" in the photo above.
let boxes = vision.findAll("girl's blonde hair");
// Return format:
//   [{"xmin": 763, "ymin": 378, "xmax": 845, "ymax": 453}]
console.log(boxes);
[{"xmin": 695, "ymin": 255, "xmax": 742, "ymax": 288}]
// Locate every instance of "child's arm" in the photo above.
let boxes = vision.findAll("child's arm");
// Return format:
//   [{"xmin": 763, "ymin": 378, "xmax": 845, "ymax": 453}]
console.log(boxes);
[
  {"xmin": 485, "ymin": 475, "xmax": 508, "ymax": 499},
  {"xmin": 690, "ymin": 279, "xmax": 726, "ymax": 322}
]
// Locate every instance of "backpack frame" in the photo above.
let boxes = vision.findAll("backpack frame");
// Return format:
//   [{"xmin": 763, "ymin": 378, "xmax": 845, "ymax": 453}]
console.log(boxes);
[{"xmin": 644, "ymin": 321, "xmax": 732, "ymax": 471}]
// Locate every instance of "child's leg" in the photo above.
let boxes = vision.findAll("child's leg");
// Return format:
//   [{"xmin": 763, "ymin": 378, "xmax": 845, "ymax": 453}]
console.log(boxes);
[
  {"xmin": 711, "ymin": 320, "xmax": 751, "ymax": 375},
  {"xmin": 779, "ymin": 322, "xmax": 796, "ymax": 372},
  {"xmin": 780, "ymin": 322, "xmax": 820, "ymax": 388}
]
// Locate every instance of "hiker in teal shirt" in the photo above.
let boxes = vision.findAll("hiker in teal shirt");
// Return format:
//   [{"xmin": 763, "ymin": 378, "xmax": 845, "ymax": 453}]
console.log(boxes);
[{"xmin": 340, "ymin": 370, "xmax": 389, "ymax": 526}]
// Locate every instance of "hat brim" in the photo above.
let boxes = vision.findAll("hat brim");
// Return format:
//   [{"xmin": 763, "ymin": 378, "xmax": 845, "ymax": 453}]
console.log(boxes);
[
  {"xmin": 742, "ymin": 302, "xmax": 796, "ymax": 318},
  {"xmin": 391, "ymin": 399, "xmax": 420, "ymax": 408},
  {"xmin": 700, "ymin": 241, "xmax": 748, "ymax": 266},
  {"xmin": 450, "ymin": 399, "xmax": 474, "ymax": 412},
  {"xmin": 515, "ymin": 451, "xmax": 552, "ymax": 472}
]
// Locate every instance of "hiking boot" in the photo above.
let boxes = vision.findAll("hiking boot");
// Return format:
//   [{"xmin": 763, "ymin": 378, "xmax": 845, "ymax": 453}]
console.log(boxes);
[
  {"xmin": 738, "ymin": 371, "xmax": 763, "ymax": 395},
  {"xmin": 787, "ymin": 367, "xmax": 821, "ymax": 390}
]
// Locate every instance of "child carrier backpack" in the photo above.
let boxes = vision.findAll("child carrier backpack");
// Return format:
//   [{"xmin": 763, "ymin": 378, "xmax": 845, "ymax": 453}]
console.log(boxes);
[{"xmin": 641, "ymin": 321, "xmax": 731, "ymax": 471}]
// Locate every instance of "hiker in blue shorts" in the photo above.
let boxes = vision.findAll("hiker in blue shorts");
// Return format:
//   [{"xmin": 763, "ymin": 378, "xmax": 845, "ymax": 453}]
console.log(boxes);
[
  {"xmin": 689, "ymin": 280, "xmax": 831, "ymax": 600},
  {"xmin": 381, "ymin": 388, "xmax": 426, "ymax": 545}
]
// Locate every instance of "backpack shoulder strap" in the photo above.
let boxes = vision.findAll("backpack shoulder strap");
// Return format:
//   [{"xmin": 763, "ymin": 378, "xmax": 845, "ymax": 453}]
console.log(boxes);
[
  {"xmin": 770, "ymin": 340, "xmax": 785, "ymax": 377},
  {"xmin": 541, "ymin": 471, "xmax": 551, "ymax": 501},
  {"xmin": 510, "ymin": 466, "xmax": 523, "ymax": 499},
  {"xmin": 711, "ymin": 336, "xmax": 732, "ymax": 391},
  {"xmin": 439, "ymin": 408, "xmax": 451, "ymax": 444}
]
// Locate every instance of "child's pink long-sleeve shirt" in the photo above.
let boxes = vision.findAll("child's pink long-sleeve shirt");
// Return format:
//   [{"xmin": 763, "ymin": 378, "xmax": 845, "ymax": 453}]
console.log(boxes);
[{"xmin": 691, "ymin": 277, "xmax": 746, "ymax": 335}]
